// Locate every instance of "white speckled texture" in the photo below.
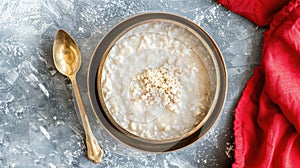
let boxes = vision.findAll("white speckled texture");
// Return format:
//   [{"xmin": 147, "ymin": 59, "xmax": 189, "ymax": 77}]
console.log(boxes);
[{"xmin": 0, "ymin": 0, "xmax": 266, "ymax": 167}]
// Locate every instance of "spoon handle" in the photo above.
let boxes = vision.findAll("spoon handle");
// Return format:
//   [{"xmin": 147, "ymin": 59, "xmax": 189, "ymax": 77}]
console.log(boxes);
[{"xmin": 70, "ymin": 76, "xmax": 103, "ymax": 163}]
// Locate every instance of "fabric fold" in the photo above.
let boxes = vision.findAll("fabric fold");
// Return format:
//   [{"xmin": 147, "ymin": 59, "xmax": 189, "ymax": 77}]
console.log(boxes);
[
  {"xmin": 218, "ymin": 0, "xmax": 290, "ymax": 27},
  {"xmin": 263, "ymin": 0, "xmax": 300, "ymax": 134},
  {"xmin": 218, "ymin": 0, "xmax": 300, "ymax": 167}
]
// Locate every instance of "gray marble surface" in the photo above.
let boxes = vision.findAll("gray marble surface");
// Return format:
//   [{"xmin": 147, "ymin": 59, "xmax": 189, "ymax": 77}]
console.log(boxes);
[{"xmin": 0, "ymin": 0, "xmax": 266, "ymax": 167}]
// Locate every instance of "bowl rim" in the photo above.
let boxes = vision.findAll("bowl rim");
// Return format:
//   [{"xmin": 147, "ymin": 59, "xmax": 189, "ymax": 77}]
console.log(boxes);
[{"xmin": 87, "ymin": 12, "xmax": 228, "ymax": 152}]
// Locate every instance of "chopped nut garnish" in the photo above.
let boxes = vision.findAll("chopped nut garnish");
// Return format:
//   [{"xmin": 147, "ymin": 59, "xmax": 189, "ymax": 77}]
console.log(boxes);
[{"xmin": 130, "ymin": 67, "xmax": 182, "ymax": 113}]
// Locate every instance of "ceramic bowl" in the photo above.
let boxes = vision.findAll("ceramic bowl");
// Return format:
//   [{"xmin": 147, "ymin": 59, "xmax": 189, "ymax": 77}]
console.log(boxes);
[{"xmin": 88, "ymin": 12, "xmax": 227, "ymax": 152}]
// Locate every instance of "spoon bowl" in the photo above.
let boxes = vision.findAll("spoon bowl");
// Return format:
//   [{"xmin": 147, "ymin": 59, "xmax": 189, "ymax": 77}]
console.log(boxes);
[
  {"xmin": 53, "ymin": 30, "xmax": 81, "ymax": 76},
  {"xmin": 53, "ymin": 30, "xmax": 103, "ymax": 163}
]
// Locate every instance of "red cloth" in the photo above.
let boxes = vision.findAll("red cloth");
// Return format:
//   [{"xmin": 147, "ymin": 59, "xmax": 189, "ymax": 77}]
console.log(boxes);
[
  {"xmin": 218, "ymin": 0, "xmax": 289, "ymax": 26},
  {"xmin": 218, "ymin": 0, "xmax": 300, "ymax": 167}
]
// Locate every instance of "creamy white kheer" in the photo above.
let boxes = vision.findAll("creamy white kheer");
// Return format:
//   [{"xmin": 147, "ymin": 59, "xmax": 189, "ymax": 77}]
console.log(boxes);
[{"xmin": 101, "ymin": 22, "xmax": 212, "ymax": 140}]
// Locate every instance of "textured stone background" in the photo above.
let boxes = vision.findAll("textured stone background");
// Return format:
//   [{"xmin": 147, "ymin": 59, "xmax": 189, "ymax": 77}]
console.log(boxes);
[{"xmin": 0, "ymin": 0, "xmax": 266, "ymax": 167}]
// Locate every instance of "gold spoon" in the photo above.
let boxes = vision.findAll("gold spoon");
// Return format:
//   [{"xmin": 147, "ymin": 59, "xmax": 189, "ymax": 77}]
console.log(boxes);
[{"xmin": 53, "ymin": 29, "xmax": 103, "ymax": 163}]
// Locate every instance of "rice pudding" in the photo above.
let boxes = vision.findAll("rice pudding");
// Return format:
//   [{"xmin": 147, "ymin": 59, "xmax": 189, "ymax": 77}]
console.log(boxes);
[{"xmin": 100, "ymin": 21, "xmax": 212, "ymax": 140}]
